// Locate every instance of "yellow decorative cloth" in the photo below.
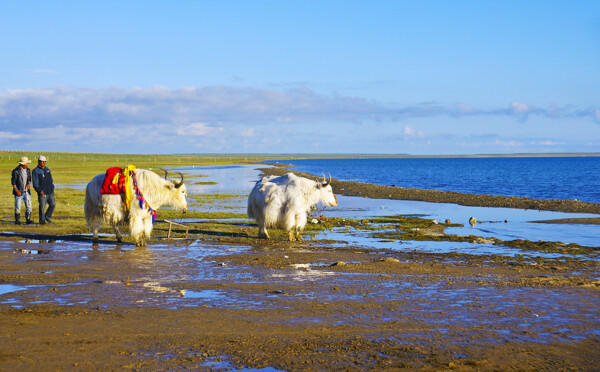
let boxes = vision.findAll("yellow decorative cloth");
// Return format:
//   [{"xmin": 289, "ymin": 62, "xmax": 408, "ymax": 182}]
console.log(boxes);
[{"xmin": 122, "ymin": 164, "xmax": 137, "ymax": 211}]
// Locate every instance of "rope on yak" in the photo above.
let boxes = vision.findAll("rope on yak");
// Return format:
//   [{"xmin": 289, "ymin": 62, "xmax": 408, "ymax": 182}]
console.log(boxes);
[{"xmin": 131, "ymin": 169, "xmax": 157, "ymax": 223}]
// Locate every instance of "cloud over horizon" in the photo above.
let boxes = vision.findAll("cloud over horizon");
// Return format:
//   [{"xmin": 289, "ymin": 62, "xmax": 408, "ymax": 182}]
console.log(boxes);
[
  {"xmin": 2, "ymin": 86, "xmax": 598, "ymax": 127},
  {"xmin": 0, "ymin": 85, "xmax": 598, "ymax": 153}
]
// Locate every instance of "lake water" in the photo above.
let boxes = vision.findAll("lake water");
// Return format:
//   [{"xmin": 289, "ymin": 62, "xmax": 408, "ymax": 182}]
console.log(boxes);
[
  {"xmin": 179, "ymin": 165, "xmax": 599, "ymax": 251},
  {"xmin": 48, "ymin": 164, "xmax": 599, "ymax": 249},
  {"xmin": 268, "ymin": 157, "xmax": 600, "ymax": 204}
]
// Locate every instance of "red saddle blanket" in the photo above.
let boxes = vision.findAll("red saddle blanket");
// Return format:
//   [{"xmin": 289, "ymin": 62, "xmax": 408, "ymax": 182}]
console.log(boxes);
[{"xmin": 100, "ymin": 167, "xmax": 127, "ymax": 194}]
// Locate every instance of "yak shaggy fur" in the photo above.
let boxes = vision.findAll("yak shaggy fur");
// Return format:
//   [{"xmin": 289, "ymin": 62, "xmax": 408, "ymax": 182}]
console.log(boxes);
[
  {"xmin": 84, "ymin": 169, "xmax": 187, "ymax": 246},
  {"xmin": 247, "ymin": 172, "xmax": 338, "ymax": 241}
]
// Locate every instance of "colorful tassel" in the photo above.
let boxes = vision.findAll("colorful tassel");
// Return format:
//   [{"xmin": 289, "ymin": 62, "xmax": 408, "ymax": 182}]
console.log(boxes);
[{"xmin": 131, "ymin": 168, "xmax": 157, "ymax": 224}]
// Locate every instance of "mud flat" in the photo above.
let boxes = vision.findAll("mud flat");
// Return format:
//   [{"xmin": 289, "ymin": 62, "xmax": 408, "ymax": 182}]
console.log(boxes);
[{"xmin": 0, "ymin": 164, "xmax": 599, "ymax": 371}]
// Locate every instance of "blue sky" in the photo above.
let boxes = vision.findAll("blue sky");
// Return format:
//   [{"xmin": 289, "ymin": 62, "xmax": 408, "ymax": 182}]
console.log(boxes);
[{"xmin": 1, "ymin": 1, "xmax": 599, "ymax": 154}]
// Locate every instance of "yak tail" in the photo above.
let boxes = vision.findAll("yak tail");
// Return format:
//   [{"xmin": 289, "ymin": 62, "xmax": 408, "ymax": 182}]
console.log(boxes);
[
  {"xmin": 247, "ymin": 193, "xmax": 257, "ymax": 219},
  {"xmin": 247, "ymin": 203, "xmax": 255, "ymax": 219}
]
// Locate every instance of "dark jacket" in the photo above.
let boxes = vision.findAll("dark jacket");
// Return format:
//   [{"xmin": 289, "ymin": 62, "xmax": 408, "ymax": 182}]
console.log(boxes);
[
  {"xmin": 32, "ymin": 166, "xmax": 55, "ymax": 195},
  {"xmin": 11, "ymin": 166, "xmax": 32, "ymax": 196}
]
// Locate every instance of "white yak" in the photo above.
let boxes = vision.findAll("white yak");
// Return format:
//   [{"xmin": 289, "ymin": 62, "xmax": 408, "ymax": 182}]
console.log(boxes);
[
  {"xmin": 247, "ymin": 172, "xmax": 338, "ymax": 241},
  {"xmin": 84, "ymin": 169, "xmax": 187, "ymax": 246}
]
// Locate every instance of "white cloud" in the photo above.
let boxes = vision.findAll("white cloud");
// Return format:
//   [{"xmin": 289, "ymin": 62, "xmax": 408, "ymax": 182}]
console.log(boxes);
[
  {"xmin": 0, "ymin": 131, "xmax": 22, "ymax": 140},
  {"xmin": 106, "ymin": 102, "xmax": 145, "ymax": 115},
  {"xmin": 0, "ymin": 86, "xmax": 597, "ymax": 130},
  {"xmin": 510, "ymin": 101, "xmax": 530, "ymax": 115},
  {"xmin": 176, "ymin": 123, "xmax": 223, "ymax": 137},
  {"xmin": 0, "ymin": 86, "xmax": 384, "ymax": 127},
  {"xmin": 531, "ymin": 140, "xmax": 561, "ymax": 146},
  {"xmin": 494, "ymin": 139, "xmax": 525, "ymax": 147},
  {"xmin": 0, "ymin": 85, "xmax": 598, "ymax": 153},
  {"xmin": 403, "ymin": 126, "xmax": 425, "ymax": 139},
  {"xmin": 28, "ymin": 125, "xmax": 127, "ymax": 144}
]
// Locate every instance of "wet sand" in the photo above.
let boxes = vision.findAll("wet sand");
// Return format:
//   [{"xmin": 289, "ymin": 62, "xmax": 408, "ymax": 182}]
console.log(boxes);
[{"xmin": 0, "ymin": 165, "xmax": 599, "ymax": 371}]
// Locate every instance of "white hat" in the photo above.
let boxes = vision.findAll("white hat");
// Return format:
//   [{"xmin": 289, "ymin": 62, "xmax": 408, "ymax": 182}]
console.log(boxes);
[
  {"xmin": 38, "ymin": 155, "xmax": 47, "ymax": 162},
  {"xmin": 18, "ymin": 156, "xmax": 32, "ymax": 165}
]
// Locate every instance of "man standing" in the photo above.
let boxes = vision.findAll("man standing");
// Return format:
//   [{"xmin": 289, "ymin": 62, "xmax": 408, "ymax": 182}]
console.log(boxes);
[
  {"xmin": 32, "ymin": 155, "xmax": 56, "ymax": 225},
  {"xmin": 11, "ymin": 156, "xmax": 34, "ymax": 225}
]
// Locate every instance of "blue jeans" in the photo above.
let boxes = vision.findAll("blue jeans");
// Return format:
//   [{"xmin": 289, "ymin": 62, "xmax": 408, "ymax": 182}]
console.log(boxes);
[
  {"xmin": 38, "ymin": 193, "xmax": 56, "ymax": 223},
  {"xmin": 14, "ymin": 192, "xmax": 32, "ymax": 214}
]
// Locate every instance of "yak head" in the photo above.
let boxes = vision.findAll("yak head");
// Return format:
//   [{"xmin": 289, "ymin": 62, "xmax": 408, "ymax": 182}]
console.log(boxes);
[
  {"xmin": 158, "ymin": 169, "xmax": 188, "ymax": 212},
  {"xmin": 317, "ymin": 173, "xmax": 338, "ymax": 207}
]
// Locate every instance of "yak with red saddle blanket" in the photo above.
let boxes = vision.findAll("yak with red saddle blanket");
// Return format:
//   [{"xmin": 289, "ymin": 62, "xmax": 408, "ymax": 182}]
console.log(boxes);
[{"xmin": 84, "ymin": 167, "xmax": 187, "ymax": 246}]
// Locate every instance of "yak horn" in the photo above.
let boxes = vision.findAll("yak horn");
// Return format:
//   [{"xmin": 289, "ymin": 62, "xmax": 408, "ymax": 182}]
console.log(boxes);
[
  {"xmin": 155, "ymin": 168, "xmax": 169, "ymax": 180},
  {"xmin": 322, "ymin": 173, "xmax": 332, "ymax": 187},
  {"xmin": 174, "ymin": 171, "xmax": 185, "ymax": 188}
]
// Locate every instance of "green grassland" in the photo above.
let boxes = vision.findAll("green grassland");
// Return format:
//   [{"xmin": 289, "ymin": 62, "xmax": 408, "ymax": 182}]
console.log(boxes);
[
  {"xmin": 0, "ymin": 151, "xmax": 276, "ymax": 239},
  {"xmin": 0, "ymin": 151, "xmax": 355, "ymax": 242},
  {"xmin": 0, "ymin": 151, "xmax": 278, "ymax": 184}
]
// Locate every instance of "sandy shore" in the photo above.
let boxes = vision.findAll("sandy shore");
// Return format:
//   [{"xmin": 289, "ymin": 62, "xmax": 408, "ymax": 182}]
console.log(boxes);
[{"xmin": 0, "ymin": 164, "xmax": 598, "ymax": 371}]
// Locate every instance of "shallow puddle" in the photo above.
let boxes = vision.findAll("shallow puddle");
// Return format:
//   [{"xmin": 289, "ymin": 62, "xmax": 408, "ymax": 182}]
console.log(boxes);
[
  {"xmin": 272, "ymin": 267, "xmax": 337, "ymax": 282},
  {"xmin": 327, "ymin": 195, "xmax": 600, "ymax": 248},
  {"xmin": 315, "ymin": 226, "xmax": 597, "ymax": 260},
  {"xmin": 183, "ymin": 289, "xmax": 223, "ymax": 300},
  {"xmin": 55, "ymin": 183, "xmax": 87, "ymax": 191},
  {"xmin": 0, "ymin": 284, "xmax": 26, "ymax": 295},
  {"xmin": 202, "ymin": 357, "xmax": 285, "ymax": 372}
]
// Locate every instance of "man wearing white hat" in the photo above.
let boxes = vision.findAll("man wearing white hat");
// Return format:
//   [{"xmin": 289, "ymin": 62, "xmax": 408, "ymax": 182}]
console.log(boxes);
[
  {"xmin": 32, "ymin": 155, "xmax": 56, "ymax": 225},
  {"xmin": 11, "ymin": 156, "xmax": 34, "ymax": 225}
]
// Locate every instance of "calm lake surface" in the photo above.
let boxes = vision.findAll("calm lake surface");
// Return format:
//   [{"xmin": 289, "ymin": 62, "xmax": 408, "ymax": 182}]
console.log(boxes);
[{"xmin": 269, "ymin": 157, "xmax": 600, "ymax": 204}]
